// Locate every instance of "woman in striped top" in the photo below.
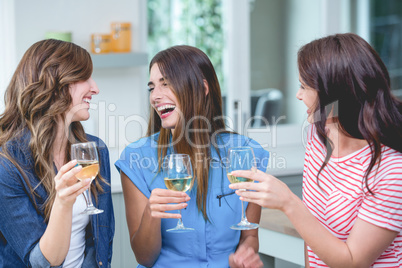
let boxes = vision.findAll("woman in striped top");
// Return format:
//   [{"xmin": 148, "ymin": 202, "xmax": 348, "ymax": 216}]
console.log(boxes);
[{"xmin": 230, "ymin": 33, "xmax": 402, "ymax": 267}]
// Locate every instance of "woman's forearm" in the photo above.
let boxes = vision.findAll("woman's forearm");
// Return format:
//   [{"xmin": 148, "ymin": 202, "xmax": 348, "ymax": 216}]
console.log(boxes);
[
  {"xmin": 284, "ymin": 194, "xmax": 355, "ymax": 268},
  {"xmin": 39, "ymin": 199, "xmax": 72, "ymax": 266},
  {"xmin": 131, "ymin": 203, "xmax": 162, "ymax": 267},
  {"xmin": 238, "ymin": 233, "xmax": 259, "ymax": 253}
]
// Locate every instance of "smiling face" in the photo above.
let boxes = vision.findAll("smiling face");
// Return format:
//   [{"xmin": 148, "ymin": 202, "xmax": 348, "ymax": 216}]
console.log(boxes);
[
  {"xmin": 296, "ymin": 76, "xmax": 318, "ymax": 123},
  {"xmin": 67, "ymin": 77, "xmax": 99, "ymax": 122},
  {"xmin": 148, "ymin": 64, "xmax": 181, "ymax": 132}
]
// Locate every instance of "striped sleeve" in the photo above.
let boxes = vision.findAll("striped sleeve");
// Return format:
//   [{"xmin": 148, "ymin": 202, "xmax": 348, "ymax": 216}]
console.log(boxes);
[{"xmin": 358, "ymin": 154, "xmax": 402, "ymax": 232}]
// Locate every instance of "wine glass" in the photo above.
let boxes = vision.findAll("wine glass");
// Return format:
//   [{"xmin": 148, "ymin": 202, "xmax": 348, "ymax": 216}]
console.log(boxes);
[
  {"xmin": 71, "ymin": 141, "xmax": 104, "ymax": 215},
  {"xmin": 227, "ymin": 146, "xmax": 258, "ymax": 230},
  {"xmin": 163, "ymin": 154, "xmax": 194, "ymax": 232}
]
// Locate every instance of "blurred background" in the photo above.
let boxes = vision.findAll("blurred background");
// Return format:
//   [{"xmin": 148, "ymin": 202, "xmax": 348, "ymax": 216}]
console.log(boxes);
[{"xmin": 0, "ymin": 0, "xmax": 401, "ymax": 267}]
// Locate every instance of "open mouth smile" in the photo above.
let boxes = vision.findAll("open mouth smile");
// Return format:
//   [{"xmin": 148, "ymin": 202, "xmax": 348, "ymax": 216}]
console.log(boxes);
[{"xmin": 157, "ymin": 105, "xmax": 176, "ymax": 119}]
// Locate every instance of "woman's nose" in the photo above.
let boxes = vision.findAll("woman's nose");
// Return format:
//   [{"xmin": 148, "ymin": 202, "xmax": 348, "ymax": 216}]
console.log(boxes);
[
  {"xmin": 150, "ymin": 86, "xmax": 163, "ymax": 103},
  {"xmin": 296, "ymin": 88, "xmax": 302, "ymax": 100},
  {"xmin": 90, "ymin": 78, "xmax": 100, "ymax": 95}
]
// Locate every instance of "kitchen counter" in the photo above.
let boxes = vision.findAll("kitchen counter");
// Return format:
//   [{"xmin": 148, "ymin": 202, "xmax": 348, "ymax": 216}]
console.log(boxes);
[{"xmin": 259, "ymin": 208, "xmax": 305, "ymax": 266}]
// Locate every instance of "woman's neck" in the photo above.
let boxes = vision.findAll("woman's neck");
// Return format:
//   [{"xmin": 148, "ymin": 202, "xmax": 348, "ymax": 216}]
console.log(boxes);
[{"xmin": 326, "ymin": 123, "xmax": 368, "ymax": 158}]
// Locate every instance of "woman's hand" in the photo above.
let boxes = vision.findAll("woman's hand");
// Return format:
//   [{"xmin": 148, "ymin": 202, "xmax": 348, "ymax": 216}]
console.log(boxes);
[
  {"xmin": 54, "ymin": 159, "xmax": 91, "ymax": 208},
  {"xmin": 228, "ymin": 169, "xmax": 295, "ymax": 212},
  {"xmin": 229, "ymin": 244, "xmax": 263, "ymax": 268},
  {"xmin": 148, "ymin": 188, "xmax": 190, "ymax": 219}
]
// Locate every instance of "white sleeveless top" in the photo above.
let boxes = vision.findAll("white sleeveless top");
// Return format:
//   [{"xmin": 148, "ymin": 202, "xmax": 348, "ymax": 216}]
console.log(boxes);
[{"xmin": 63, "ymin": 194, "xmax": 90, "ymax": 267}]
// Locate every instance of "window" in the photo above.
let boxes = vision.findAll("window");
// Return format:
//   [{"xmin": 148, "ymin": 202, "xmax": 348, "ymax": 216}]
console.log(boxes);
[
  {"xmin": 147, "ymin": 0, "xmax": 225, "ymax": 91},
  {"xmin": 370, "ymin": 0, "xmax": 402, "ymax": 95}
]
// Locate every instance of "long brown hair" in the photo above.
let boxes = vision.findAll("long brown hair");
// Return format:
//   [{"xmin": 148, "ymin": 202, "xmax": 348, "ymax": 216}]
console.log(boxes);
[
  {"xmin": 0, "ymin": 39, "xmax": 104, "ymax": 221},
  {"xmin": 298, "ymin": 33, "xmax": 402, "ymax": 192},
  {"xmin": 147, "ymin": 45, "xmax": 227, "ymax": 220}
]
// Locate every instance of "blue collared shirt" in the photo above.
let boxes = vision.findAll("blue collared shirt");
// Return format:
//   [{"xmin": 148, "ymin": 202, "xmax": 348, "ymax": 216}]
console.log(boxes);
[
  {"xmin": 0, "ymin": 131, "xmax": 114, "ymax": 267},
  {"xmin": 115, "ymin": 132, "xmax": 269, "ymax": 268}
]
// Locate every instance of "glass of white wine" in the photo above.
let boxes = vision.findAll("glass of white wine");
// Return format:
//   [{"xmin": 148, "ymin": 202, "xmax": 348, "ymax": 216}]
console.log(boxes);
[
  {"xmin": 227, "ymin": 146, "xmax": 258, "ymax": 230},
  {"xmin": 163, "ymin": 154, "xmax": 194, "ymax": 232},
  {"xmin": 71, "ymin": 141, "xmax": 103, "ymax": 215}
]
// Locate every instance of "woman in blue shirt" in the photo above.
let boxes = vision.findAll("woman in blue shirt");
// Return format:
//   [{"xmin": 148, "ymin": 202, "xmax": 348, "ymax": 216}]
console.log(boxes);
[
  {"xmin": 115, "ymin": 45, "xmax": 269, "ymax": 267},
  {"xmin": 0, "ymin": 39, "xmax": 114, "ymax": 267}
]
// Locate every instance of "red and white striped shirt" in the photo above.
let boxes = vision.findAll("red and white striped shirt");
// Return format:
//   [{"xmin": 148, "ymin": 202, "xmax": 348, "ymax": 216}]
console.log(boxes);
[{"xmin": 303, "ymin": 125, "xmax": 402, "ymax": 267}]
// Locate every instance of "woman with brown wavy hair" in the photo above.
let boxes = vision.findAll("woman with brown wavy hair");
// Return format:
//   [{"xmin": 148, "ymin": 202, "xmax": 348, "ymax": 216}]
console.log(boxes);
[
  {"xmin": 115, "ymin": 45, "xmax": 269, "ymax": 267},
  {"xmin": 0, "ymin": 39, "xmax": 114, "ymax": 267},
  {"xmin": 230, "ymin": 33, "xmax": 402, "ymax": 267}
]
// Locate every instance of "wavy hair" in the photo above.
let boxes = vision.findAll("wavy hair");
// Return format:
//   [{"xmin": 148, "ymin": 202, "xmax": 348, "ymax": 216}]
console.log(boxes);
[
  {"xmin": 0, "ymin": 39, "xmax": 104, "ymax": 221},
  {"xmin": 147, "ymin": 45, "xmax": 227, "ymax": 220},
  {"xmin": 297, "ymin": 33, "xmax": 402, "ymax": 192}
]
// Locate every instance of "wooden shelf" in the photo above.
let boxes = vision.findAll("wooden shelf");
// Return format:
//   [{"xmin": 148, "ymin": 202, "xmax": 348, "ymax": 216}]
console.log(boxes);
[{"xmin": 91, "ymin": 52, "xmax": 148, "ymax": 68}]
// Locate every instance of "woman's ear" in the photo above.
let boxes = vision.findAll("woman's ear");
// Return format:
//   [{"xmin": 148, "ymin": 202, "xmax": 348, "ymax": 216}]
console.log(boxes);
[{"xmin": 203, "ymin": 79, "xmax": 209, "ymax": 96}]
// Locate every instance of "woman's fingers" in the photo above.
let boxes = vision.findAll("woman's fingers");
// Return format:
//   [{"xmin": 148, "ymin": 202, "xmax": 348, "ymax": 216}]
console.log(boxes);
[
  {"xmin": 229, "ymin": 170, "xmax": 276, "ymax": 191},
  {"xmin": 150, "ymin": 211, "xmax": 183, "ymax": 219},
  {"xmin": 55, "ymin": 159, "xmax": 78, "ymax": 180},
  {"xmin": 55, "ymin": 164, "xmax": 83, "ymax": 190},
  {"xmin": 243, "ymin": 252, "xmax": 263, "ymax": 268},
  {"xmin": 149, "ymin": 195, "xmax": 190, "ymax": 205},
  {"xmin": 148, "ymin": 188, "xmax": 190, "ymax": 218},
  {"xmin": 236, "ymin": 190, "xmax": 267, "ymax": 201},
  {"xmin": 150, "ymin": 202, "xmax": 188, "ymax": 218},
  {"xmin": 152, "ymin": 188, "xmax": 188, "ymax": 197},
  {"xmin": 229, "ymin": 182, "xmax": 259, "ymax": 191},
  {"xmin": 230, "ymin": 246, "xmax": 263, "ymax": 268},
  {"xmin": 149, "ymin": 189, "xmax": 190, "ymax": 204},
  {"xmin": 231, "ymin": 169, "xmax": 267, "ymax": 182},
  {"xmin": 150, "ymin": 202, "xmax": 188, "ymax": 212},
  {"xmin": 57, "ymin": 178, "xmax": 91, "ymax": 199}
]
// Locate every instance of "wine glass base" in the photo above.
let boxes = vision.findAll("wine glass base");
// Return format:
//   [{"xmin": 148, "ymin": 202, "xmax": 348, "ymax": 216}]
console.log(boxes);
[
  {"xmin": 230, "ymin": 222, "xmax": 259, "ymax": 230},
  {"xmin": 166, "ymin": 227, "xmax": 195, "ymax": 233},
  {"xmin": 80, "ymin": 207, "xmax": 104, "ymax": 215}
]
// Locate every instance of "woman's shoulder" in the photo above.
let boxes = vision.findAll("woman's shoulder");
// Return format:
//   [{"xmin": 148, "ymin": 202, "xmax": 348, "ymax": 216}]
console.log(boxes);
[
  {"xmin": 216, "ymin": 132, "xmax": 263, "ymax": 149},
  {"xmin": 380, "ymin": 146, "xmax": 402, "ymax": 166},
  {"xmin": 0, "ymin": 130, "xmax": 32, "ymax": 167},
  {"xmin": 86, "ymin": 134, "xmax": 107, "ymax": 150},
  {"xmin": 120, "ymin": 133, "xmax": 160, "ymax": 156}
]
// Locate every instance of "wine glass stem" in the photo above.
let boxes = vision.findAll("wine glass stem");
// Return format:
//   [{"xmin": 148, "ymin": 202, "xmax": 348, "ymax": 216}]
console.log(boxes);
[
  {"xmin": 177, "ymin": 209, "xmax": 184, "ymax": 228},
  {"xmin": 84, "ymin": 183, "xmax": 95, "ymax": 208},
  {"xmin": 241, "ymin": 200, "xmax": 248, "ymax": 223}
]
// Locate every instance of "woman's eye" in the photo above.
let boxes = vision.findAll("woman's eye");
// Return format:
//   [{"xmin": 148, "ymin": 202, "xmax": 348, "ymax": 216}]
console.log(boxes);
[{"xmin": 147, "ymin": 87, "xmax": 154, "ymax": 92}]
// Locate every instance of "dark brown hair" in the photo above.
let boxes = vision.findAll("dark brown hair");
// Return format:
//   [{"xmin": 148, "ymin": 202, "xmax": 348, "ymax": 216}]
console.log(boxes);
[
  {"xmin": 298, "ymin": 33, "xmax": 402, "ymax": 191},
  {"xmin": 147, "ymin": 45, "xmax": 227, "ymax": 220},
  {"xmin": 0, "ymin": 39, "xmax": 104, "ymax": 220}
]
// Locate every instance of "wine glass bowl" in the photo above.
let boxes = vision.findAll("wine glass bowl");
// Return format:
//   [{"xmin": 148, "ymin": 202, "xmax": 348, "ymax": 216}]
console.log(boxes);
[
  {"xmin": 75, "ymin": 163, "xmax": 99, "ymax": 181},
  {"xmin": 71, "ymin": 141, "xmax": 103, "ymax": 215},
  {"xmin": 163, "ymin": 154, "xmax": 194, "ymax": 232},
  {"xmin": 164, "ymin": 176, "xmax": 192, "ymax": 192},
  {"xmin": 227, "ymin": 146, "xmax": 259, "ymax": 230}
]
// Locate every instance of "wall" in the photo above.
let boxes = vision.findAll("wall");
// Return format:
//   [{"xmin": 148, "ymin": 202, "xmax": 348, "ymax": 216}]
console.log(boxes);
[
  {"xmin": 285, "ymin": 0, "xmax": 353, "ymax": 124},
  {"xmin": 250, "ymin": 0, "xmax": 353, "ymax": 124}
]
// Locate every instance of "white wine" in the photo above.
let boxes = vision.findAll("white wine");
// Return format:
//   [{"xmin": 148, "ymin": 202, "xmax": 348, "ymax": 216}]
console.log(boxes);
[
  {"xmin": 164, "ymin": 176, "xmax": 192, "ymax": 192},
  {"xmin": 227, "ymin": 173, "xmax": 252, "ymax": 184},
  {"xmin": 76, "ymin": 161, "xmax": 99, "ymax": 181}
]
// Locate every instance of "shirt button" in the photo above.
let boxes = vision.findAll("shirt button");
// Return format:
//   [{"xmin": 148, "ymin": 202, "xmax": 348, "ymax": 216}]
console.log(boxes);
[{"xmin": 99, "ymin": 261, "xmax": 103, "ymax": 266}]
